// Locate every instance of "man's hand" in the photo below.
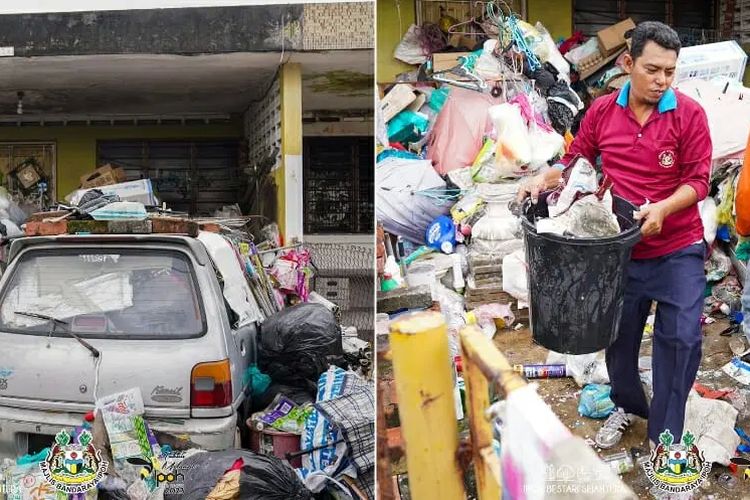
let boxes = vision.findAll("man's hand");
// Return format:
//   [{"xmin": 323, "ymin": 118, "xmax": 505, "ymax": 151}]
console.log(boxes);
[
  {"xmin": 634, "ymin": 202, "xmax": 668, "ymax": 237},
  {"xmin": 516, "ymin": 168, "xmax": 563, "ymax": 204}
]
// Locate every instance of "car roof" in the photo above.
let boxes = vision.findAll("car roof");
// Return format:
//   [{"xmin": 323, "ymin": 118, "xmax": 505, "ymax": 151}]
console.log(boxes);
[{"xmin": 7, "ymin": 234, "xmax": 210, "ymax": 265}]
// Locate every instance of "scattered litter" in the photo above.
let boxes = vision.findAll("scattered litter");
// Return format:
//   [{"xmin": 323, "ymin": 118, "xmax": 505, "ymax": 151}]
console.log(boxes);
[{"xmin": 601, "ymin": 450, "xmax": 634, "ymax": 475}]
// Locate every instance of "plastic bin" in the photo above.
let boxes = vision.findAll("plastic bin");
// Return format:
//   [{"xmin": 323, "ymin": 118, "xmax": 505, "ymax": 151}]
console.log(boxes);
[
  {"xmin": 521, "ymin": 193, "xmax": 641, "ymax": 354},
  {"xmin": 248, "ymin": 421, "xmax": 303, "ymax": 468}
]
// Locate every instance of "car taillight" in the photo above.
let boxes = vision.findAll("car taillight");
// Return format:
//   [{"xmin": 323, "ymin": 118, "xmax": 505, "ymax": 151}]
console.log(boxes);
[{"xmin": 190, "ymin": 360, "xmax": 232, "ymax": 408}]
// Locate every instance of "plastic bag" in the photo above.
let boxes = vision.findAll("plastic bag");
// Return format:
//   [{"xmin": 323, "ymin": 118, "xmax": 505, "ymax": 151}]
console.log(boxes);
[
  {"xmin": 394, "ymin": 24, "xmax": 428, "ymax": 65},
  {"xmin": 471, "ymin": 303, "xmax": 515, "ymax": 338},
  {"xmin": 489, "ymin": 103, "xmax": 532, "ymax": 177},
  {"xmin": 547, "ymin": 157, "xmax": 598, "ymax": 218},
  {"xmin": 706, "ymin": 246, "xmax": 733, "ymax": 282},
  {"xmin": 427, "ymin": 88, "xmax": 499, "ymax": 176},
  {"xmin": 535, "ymin": 22, "xmax": 570, "ymax": 82},
  {"xmin": 178, "ymin": 450, "xmax": 312, "ymax": 500},
  {"xmin": 447, "ymin": 166, "xmax": 476, "ymax": 191},
  {"xmin": 527, "ymin": 126, "xmax": 565, "ymax": 169},
  {"xmin": 564, "ymin": 38, "xmax": 599, "ymax": 66},
  {"xmin": 258, "ymin": 303, "xmax": 342, "ymax": 388},
  {"xmin": 471, "ymin": 138, "xmax": 502, "ymax": 183},
  {"xmin": 502, "ymin": 249, "xmax": 528, "ymax": 305},
  {"xmin": 578, "ymin": 384, "xmax": 615, "ymax": 419},
  {"xmin": 451, "ymin": 190, "xmax": 484, "ymax": 223},
  {"xmin": 700, "ymin": 197, "xmax": 719, "ymax": 246},
  {"xmin": 563, "ymin": 192, "xmax": 620, "ymax": 238},
  {"xmin": 546, "ymin": 350, "xmax": 609, "ymax": 386},
  {"xmin": 475, "ymin": 39, "xmax": 506, "ymax": 81},
  {"xmin": 435, "ymin": 282, "xmax": 466, "ymax": 358}
]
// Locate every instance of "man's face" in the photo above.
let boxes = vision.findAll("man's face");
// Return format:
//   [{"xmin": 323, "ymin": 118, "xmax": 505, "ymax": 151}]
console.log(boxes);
[{"xmin": 623, "ymin": 40, "xmax": 677, "ymax": 106}]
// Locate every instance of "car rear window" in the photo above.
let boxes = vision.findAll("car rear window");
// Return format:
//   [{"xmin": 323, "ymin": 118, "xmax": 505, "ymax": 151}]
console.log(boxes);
[{"xmin": 0, "ymin": 248, "xmax": 206, "ymax": 338}]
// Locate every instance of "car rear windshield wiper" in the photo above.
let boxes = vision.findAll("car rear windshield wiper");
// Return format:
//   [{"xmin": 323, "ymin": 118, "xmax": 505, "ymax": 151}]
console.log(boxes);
[{"xmin": 14, "ymin": 311, "xmax": 100, "ymax": 359}]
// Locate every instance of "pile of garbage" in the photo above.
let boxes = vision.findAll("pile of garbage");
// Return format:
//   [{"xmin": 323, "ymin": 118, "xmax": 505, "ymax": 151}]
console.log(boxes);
[{"xmin": 0, "ymin": 304, "xmax": 374, "ymax": 499}]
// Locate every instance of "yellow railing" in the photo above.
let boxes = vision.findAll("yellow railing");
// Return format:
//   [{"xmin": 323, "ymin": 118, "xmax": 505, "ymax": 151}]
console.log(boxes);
[{"xmin": 388, "ymin": 311, "xmax": 527, "ymax": 500}]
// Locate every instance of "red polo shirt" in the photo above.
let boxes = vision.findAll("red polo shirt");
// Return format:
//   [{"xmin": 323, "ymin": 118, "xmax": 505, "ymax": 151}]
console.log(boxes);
[{"xmin": 560, "ymin": 81, "xmax": 712, "ymax": 259}]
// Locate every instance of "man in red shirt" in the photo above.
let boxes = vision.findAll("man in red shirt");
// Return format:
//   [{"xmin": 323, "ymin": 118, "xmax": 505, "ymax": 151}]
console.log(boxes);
[{"xmin": 519, "ymin": 21, "xmax": 711, "ymax": 449}]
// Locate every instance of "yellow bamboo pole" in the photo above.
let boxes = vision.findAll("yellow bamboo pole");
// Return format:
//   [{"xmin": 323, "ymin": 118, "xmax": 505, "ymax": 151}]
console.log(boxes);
[
  {"xmin": 460, "ymin": 325, "xmax": 527, "ymax": 499},
  {"xmin": 389, "ymin": 311, "xmax": 465, "ymax": 500}
]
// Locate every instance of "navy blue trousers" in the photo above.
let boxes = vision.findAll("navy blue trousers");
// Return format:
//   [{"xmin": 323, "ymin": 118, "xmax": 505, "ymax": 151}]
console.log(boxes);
[{"xmin": 605, "ymin": 242, "xmax": 705, "ymax": 444}]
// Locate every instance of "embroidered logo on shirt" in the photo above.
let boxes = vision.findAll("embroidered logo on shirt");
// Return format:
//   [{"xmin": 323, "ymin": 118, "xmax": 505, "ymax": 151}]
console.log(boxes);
[{"xmin": 658, "ymin": 150, "xmax": 675, "ymax": 168}]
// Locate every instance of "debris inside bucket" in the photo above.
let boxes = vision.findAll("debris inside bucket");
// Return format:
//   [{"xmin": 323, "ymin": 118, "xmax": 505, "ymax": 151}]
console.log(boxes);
[{"xmin": 535, "ymin": 156, "xmax": 622, "ymax": 238}]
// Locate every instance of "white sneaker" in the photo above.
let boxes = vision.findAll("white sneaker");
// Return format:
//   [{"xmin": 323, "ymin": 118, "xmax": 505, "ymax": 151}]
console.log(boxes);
[{"xmin": 595, "ymin": 407, "xmax": 635, "ymax": 449}]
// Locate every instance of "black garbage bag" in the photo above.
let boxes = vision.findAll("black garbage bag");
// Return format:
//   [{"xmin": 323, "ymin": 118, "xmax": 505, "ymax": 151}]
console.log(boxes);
[
  {"xmin": 177, "ymin": 450, "xmax": 312, "ymax": 500},
  {"xmin": 258, "ymin": 303, "xmax": 342, "ymax": 388}
]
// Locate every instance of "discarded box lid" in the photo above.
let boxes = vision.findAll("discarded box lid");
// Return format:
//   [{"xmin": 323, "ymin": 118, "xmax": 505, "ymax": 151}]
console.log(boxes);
[{"xmin": 596, "ymin": 18, "xmax": 635, "ymax": 56}]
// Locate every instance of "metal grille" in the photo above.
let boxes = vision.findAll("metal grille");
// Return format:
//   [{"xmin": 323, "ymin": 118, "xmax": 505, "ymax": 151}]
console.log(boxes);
[
  {"xmin": 303, "ymin": 136, "xmax": 374, "ymax": 235},
  {"xmin": 416, "ymin": 0, "xmax": 527, "ymax": 26},
  {"xmin": 245, "ymin": 77, "xmax": 281, "ymax": 171},
  {"xmin": 98, "ymin": 139, "xmax": 240, "ymax": 216}
]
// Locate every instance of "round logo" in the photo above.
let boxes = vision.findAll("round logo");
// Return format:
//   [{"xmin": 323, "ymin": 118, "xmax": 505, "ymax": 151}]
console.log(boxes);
[{"xmin": 658, "ymin": 150, "xmax": 675, "ymax": 168}]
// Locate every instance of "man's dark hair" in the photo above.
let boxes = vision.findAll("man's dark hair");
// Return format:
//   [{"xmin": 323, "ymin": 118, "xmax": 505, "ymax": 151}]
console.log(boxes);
[{"xmin": 628, "ymin": 21, "xmax": 681, "ymax": 60}]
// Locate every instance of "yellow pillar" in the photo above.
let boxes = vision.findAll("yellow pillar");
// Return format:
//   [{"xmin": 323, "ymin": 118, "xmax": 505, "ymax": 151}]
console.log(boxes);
[
  {"xmin": 389, "ymin": 311, "xmax": 464, "ymax": 500},
  {"xmin": 277, "ymin": 62, "xmax": 303, "ymax": 242}
]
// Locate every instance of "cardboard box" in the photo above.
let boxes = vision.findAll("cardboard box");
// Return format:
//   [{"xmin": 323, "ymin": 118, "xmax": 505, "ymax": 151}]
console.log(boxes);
[
  {"xmin": 675, "ymin": 40, "xmax": 748, "ymax": 84},
  {"xmin": 80, "ymin": 163, "xmax": 126, "ymax": 189},
  {"xmin": 432, "ymin": 52, "xmax": 471, "ymax": 73},
  {"xmin": 381, "ymin": 84, "xmax": 416, "ymax": 123},
  {"xmin": 597, "ymin": 18, "xmax": 635, "ymax": 56}
]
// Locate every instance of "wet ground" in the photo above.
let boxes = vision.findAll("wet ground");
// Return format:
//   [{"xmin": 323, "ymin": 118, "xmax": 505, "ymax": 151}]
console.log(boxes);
[{"xmin": 381, "ymin": 318, "xmax": 750, "ymax": 499}]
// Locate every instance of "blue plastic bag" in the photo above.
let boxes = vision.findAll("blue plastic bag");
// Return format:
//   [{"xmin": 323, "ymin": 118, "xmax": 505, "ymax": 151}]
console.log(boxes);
[{"xmin": 578, "ymin": 384, "xmax": 615, "ymax": 419}]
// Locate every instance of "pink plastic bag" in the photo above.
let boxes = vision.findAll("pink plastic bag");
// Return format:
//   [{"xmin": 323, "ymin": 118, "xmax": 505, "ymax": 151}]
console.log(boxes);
[{"xmin": 427, "ymin": 88, "xmax": 500, "ymax": 175}]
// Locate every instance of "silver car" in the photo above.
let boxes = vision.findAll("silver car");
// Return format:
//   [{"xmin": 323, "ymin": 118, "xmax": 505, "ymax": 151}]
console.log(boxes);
[{"xmin": 0, "ymin": 234, "xmax": 258, "ymax": 459}]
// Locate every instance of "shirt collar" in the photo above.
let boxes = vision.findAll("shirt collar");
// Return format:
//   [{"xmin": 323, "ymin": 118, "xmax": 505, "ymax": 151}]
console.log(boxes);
[{"xmin": 615, "ymin": 80, "xmax": 677, "ymax": 113}]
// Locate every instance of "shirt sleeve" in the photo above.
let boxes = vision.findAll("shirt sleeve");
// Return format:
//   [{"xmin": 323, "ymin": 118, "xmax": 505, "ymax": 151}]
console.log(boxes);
[
  {"xmin": 678, "ymin": 105, "xmax": 712, "ymax": 201},
  {"xmin": 557, "ymin": 98, "xmax": 601, "ymax": 167}
]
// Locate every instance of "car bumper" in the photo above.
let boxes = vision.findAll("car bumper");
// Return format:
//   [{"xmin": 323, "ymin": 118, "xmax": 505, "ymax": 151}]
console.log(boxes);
[{"xmin": 0, "ymin": 405, "xmax": 237, "ymax": 459}]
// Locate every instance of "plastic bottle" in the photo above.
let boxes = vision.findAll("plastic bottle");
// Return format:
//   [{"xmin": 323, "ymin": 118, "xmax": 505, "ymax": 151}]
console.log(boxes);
[
  {"xmin": 425, "ymin": 215, "xmax": 456, "ymax": 254},
  {"xmin": 381, "ymin": 273, "xmax": 399, "ymax": 292}
]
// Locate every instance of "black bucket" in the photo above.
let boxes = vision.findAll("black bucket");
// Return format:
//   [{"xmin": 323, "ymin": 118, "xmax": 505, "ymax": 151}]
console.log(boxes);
[{"xmin": 521, "ymin": 193, "xmax": 642, "ymax": 354}]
